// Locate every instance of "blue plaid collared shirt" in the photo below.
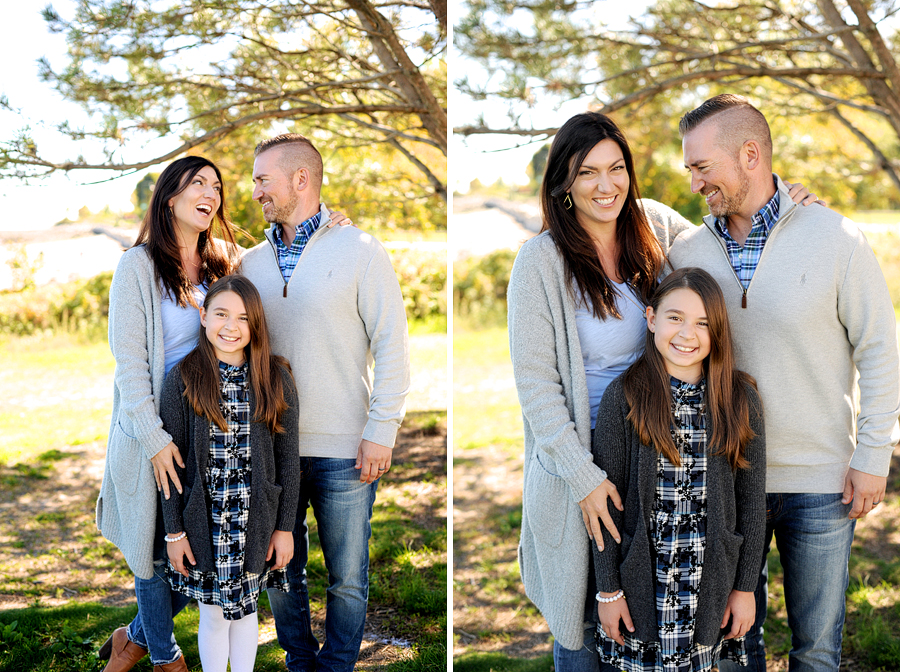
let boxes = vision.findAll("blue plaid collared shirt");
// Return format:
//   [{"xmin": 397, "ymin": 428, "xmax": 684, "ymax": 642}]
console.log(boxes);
[
  {"xmin": 271, "ymin": 211, "xmax": 322, "ymax": 284},
  {"xmin": 714, "ymin": 178, "xmax": 780, "ymax": 290}
]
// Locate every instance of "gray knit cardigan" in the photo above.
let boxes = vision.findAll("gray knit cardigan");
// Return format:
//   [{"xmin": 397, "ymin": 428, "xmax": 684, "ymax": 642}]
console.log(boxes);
[
  {"xmin": 508, "ymin": 199, "xmax": 692, "ymax": 650},
  {"xmin": 159, "ymin": 362, "xmax": 301, "ymax": 574},
  {"xmin": 591, "ymin": 376, "xmax": 767, "ymax": 645},
  {"xmin": 97, "ymin": 246, "xmax": 177, "ymax": 579}
]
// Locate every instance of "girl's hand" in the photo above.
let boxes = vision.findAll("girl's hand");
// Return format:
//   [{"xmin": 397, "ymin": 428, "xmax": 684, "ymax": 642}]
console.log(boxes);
[
  {"xmin": 578, "ymin": 479, "xmax": 624, "ymax": 551},
  {"xmin": 326, "ymin": 211, "xmax": 354, "ymax": 228},
  {"xmin": 151, "ymin": 442, "xmax": 185, "ymax": 500},
  {"xmin": 784, "ymin": 181, "xmax": 825, "ymax": 207},
  {"xmin": 597, "ymin": 594, "xmax": 634, "ymax": 646},
  {"xmin": 167, "ymin": 535, "xmax": 196, "ymax": 578},
  {"xmin": 721, "ymin": 589, "xmax": 756, "ymax": 639},
  {"xmin": 267, "ymin": 530, "xmax": 294, "ymax": 570}
]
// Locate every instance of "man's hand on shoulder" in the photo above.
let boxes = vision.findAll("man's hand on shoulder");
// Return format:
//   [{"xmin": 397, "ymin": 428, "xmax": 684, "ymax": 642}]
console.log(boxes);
[
  {"xmin": 843, "ymin": 467, "xmax": 887, "ymax": 519},
  {"xmin": 355, "ymin": 439, "xmax": 392, "ymax": 483}
]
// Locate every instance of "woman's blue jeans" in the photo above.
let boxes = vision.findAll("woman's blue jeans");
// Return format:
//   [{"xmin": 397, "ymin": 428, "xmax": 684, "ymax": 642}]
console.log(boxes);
[{"xmin": 125, "ymin": 537, "xmax": 192, "ymax": 665}]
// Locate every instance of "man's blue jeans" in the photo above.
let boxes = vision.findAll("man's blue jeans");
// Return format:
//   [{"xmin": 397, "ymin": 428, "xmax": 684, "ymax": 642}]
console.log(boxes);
[
  {"xmin": 719, "ymin": 492, "xmax": 855, "ymax": 672},
  {"xmin": 126, "ymin": 551, "xmax": 192, "ymax": 665},
  {"xmin": 268, "ymin": 457, "xmax": 377, "ymax": 672}
]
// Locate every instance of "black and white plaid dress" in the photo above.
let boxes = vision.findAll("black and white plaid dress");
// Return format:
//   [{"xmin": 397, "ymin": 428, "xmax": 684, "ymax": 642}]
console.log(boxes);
[
  {"xmin": 598, "ymin": 378, "xmax": 747, "ymax": 671},
  {"xmin": 167, "ymin": 361, "xmax": 289, "ymax": 620}
]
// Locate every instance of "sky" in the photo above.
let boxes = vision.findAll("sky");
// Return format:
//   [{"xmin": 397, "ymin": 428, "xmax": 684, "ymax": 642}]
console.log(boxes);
[
  {"xmin": 0, "ymin": 2, "xmax": 176, "ymax": 231},
  {"xmin": 451, "ymin": 0, "xmax": 649, "ymax": 194}
]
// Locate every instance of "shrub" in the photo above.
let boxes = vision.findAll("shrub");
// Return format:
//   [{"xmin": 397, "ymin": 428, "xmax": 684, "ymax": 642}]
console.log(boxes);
[
  {"xmin": 0, "ymin": 272, "xmax": 112, "ymax": 337},
  {"xmin": 453, "ymin": 249, "xmax": 517, "ymax": 325},
  {"xmin": 388, "ymin": 246, "xmax": 448, "ymax": 324}
]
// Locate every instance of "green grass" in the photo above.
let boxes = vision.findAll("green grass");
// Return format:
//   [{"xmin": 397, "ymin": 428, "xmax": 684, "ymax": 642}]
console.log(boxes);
[
  {"xmin": 0, "ymin": 602, "xmax": 288, "ymax": 672},
  {"xmin": 452, "ymin": 326, "xmax": 522, "ymax": 451},
  {"xmin": 453, "ymin": 652, "xmax": 554, "ymax": 672},
  {"xmin": 0, "ymin": 335, "xmax": 115, "ymax": 464}
]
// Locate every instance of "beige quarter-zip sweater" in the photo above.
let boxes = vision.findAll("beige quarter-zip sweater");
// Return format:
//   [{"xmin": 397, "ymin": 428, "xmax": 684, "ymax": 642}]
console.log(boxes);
[
  {"xmin": 669, "ymin": 175, "xmax": 900, "ymax": 493},
  {"xmin": 240, "ymin": 204, "xmax": 410, "ymax": 458}
]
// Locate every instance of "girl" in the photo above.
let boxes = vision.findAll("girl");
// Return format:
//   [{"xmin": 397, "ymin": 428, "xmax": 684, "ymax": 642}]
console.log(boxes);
[
  {"xmin": 591, "ymin": 267, "xmax": 766, "ymax": 672},
  {"xmin": 159, "ymin": 275, "xmax": 300, "ymax": 672}
]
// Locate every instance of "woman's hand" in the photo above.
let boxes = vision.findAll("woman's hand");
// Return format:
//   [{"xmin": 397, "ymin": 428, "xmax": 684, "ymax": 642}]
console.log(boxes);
[
  {"xmin": 597, "ymin": 594, "xmax": 634, "ymax": 646},
  {"xmin": 151, "ymin": 442, "xmax": 185, "ymax": 500},
  {"xmin": 784, "ymin": 181, "xmax": 825, "ymax": 207},
  {"xmin": 578, "ymin": 479, "xmax": 624, "ymax": 550},
  {"xmin": 167, "ymin": 535, "xmax": 195, "ymax": 578},
  {"xmin": 721, "ymin": 589, "xmax": 756, "ymax": 639},
  {"xmin": 267, "ymin": 530, "xmax": 295, "ymax": 570},
  {"xmin": 327, "ymin": 211, "xmax": 355, "ymax": 228}
]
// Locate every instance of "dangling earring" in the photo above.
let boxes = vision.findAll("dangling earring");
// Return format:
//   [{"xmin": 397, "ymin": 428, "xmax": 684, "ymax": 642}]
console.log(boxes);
[{"xmin": 564, "ymin": 193, "xmax": 573, "ymax": 210}]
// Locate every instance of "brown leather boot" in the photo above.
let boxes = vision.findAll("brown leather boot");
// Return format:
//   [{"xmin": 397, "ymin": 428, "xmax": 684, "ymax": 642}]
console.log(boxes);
[
  {"xmin": 100, "ymin": 627, "xmax": 148, "ymax": 672},
  {"xmin": 152, "ymin": 655, "xmax": 189, "ymax": 672}
]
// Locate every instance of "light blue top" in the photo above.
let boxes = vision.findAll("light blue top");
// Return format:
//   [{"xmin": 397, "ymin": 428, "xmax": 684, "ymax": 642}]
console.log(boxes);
[
  {"xmin": 575, "ymin": 282, "xmax": 647, "ymax": 428},
  {"xmin": 160, "ymin": 284, "xmax": 208, "ymax": 375}
]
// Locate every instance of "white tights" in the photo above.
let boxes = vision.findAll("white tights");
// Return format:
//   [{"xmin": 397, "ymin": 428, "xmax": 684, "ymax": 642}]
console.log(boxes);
[{"xmin": 197, "ymin": 601, "xmax": 259, "ymax": 672}]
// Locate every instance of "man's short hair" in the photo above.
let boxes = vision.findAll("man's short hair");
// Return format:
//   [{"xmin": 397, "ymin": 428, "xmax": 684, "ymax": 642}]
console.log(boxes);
[
  {"xmin": 255, "ymin": 133, "xmax": 324, "ymax": 192},
  {"xmin": 679, "ymin": 94, "xmax": 773, "ymax": 166}
]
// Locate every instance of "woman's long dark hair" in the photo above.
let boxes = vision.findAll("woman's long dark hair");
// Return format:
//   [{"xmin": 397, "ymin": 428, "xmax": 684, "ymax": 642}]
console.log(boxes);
[
  {"xmin": 134, "ymin": 156, "xmax": 240, "ymax": 307},
  {"xmin": 540, "ymin": 112, "xmax": 666, "ymax": 319},
  {"xmin": 180, "ymin": 275, "xmax": 293, "ymax": 434},
  {"xmin": 622, "ymin": 268, "xmax": 759, "ymax": 470}
]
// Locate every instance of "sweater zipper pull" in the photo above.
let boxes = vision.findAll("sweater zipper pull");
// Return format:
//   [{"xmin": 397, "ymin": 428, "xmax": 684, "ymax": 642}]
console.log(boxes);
[
  {"xmin": 283, "ymin": 283, "xmax": 288, "ymax": 298},
  {"xmin": 742, "ymin": 291, "xmax": 747, "ymax": 309}
]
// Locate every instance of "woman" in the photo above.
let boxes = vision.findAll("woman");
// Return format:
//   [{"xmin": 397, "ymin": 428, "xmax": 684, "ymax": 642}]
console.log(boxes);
[
  {"xmin": 96, "ymin": 155, "xmax": 241, "ymax": 672},
  {"xmin": 95, "ymin": 155, "xmax": 345, "ymax": 672},
  {"xmin": 507, "ymin": 112, "xmax": 813, "ymax": 671}
]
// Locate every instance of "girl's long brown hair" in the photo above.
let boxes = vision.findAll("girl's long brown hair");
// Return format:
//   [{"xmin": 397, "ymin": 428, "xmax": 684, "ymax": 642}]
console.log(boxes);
[
  {"xmin": 180, "ymin": 275, "xmax": 293, "ymax": 434},
  {"xmin": 134, "ymin": 156, "xmax": 241, "ymax": 308},
  {"xmin": 540, "ymin": 112, "xmax": 667, "ymax": 318},
  {"xmin": 622, "ymin": 267, "xmax": 759, "ymax": 469}
]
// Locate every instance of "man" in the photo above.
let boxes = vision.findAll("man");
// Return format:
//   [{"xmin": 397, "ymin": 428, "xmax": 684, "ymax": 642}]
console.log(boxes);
[
  {"xmin": 241, "ymin": 133, "xmax": 411, "ymax": 671},
  {"xmin": 668, "ymin": 94, "xmax": 900, "ymax": 671}
]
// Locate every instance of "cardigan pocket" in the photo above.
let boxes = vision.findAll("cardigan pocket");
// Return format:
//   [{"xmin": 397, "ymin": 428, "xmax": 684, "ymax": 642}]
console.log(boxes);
[
  {"xmin": 524, "ymin": 450, "xmax": 569, "ymax": 548},
  {"xmin": 108, "ymin": 420, "xmax": 142, "ymax": 496}
]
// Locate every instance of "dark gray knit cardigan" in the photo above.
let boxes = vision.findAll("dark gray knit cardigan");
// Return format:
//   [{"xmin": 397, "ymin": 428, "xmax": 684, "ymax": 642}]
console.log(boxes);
[
  {"xmin": 591, "ymin": 375, "xmax": 766, "ymax": 646},
  {"xmin": 159, "ymin": 361, "xmax": 301, "ymax": 575}
]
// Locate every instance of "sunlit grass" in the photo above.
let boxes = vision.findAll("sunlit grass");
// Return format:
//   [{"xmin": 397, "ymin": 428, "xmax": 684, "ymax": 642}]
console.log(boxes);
[{"xmin": 452, "ymin": 326, "xmax": 522, "ymax": 452}]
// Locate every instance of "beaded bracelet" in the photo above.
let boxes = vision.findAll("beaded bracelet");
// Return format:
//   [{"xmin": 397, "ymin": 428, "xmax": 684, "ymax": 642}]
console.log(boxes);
[
  {"xmin": 595, "ymin": 589, "xmax": 625, "ymax": 604},
  {"xmin": 164, "ymin": 531, "xmax": 187, "ymax": 543}
]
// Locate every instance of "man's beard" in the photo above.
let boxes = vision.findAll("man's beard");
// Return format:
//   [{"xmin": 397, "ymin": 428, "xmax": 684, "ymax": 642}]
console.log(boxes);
[
  {"xmin": 707, "ymin": 168, "xmax": 750, "ymax": 219},
  {"xmin": 264, "ymin": 192, "xmax": 300, "ymax": 225}
]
